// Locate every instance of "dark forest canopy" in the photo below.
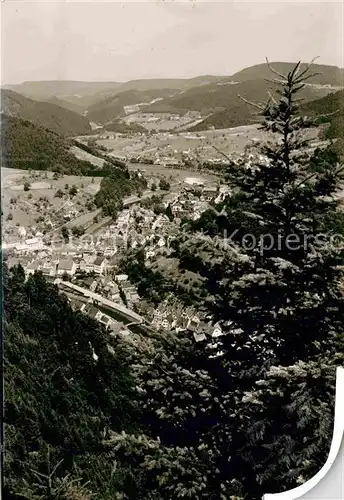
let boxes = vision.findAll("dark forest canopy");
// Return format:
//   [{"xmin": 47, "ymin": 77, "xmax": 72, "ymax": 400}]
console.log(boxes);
[
  {"xmin": 1, "ymin": 115, "xmax": 103, "ymax": 176},
  {"xmin": 1, "ymin": 115, "xmax": 140, "ymax": 191}
]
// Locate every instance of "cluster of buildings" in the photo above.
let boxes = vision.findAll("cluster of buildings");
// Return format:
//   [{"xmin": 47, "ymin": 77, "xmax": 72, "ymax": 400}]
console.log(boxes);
[
  {"xmin": 3, "ymin": 166, "xmax": 233, "ymax": 345},
  {"xmin": 160, "ymin": 184, "xmax": 231, "ymax": 222},
  {"xmin": 24, "ymin": 254, "xmax": 109, "ymax": 279},
  {"xmin": 72, "ymin": 272, "xmax": 140, "ymax": 308},
  {"xmin": 151, "ymin": 300, "xmax": 225, "ymax": 344},
  {"xmin": 69, "ymin": 300, "xmax": 133, "ymax": 340}
]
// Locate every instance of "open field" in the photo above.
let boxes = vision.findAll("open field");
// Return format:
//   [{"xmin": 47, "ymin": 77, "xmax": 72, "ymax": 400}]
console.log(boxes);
[
  {"xmin": 127, "ymin": 163, "xmax": 217, "ymax": 184},
  {"xmin": 122, "ymin": 111, "xmax": 203, "ymax": 131},
  {"xmin": 2, "ymin": 120, "xmax": 322, "ymax": 244},
  {"xmin": 69, "ymin": 145, "xmax": 106, "ymax": 167},
  {"xmin": 2, "ymin": 168, "xmax": 101, "ymax": 238},
  {"xmin": 81, "ymin": 124, "xmax": 320, "ymax": 165}
]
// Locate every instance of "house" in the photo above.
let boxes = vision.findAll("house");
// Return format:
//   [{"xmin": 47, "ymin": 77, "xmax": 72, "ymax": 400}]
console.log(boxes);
[
  {"xmin": 121, "ymin": 281, "xmax": 135, "ymax": 293},
  {"xmin": 41, "ymin": 263, "xmax": 57, "ymax": 278},
  {"xmin": 129, "ymin": 291, "xmax": 140, "ymax": 303},
  {"xmin": 81, "ymin": 276, "xmax": 97, "ymax": 292},
  {"xmin": 198, "ymin": 321, "xmax": 212, "ymax": 336},
  {"xmin": 161, "ymin": 318, "xmax": 170, "ymax": 329},
  {"xmin": 23, "ymin": 237, "xmax": 44, "ymax": 252},
  {"xmin": 145, "ymin": 250, "xmax": 156, "ymax": 260},
  {"xmin": 57, "ymin": 258, "xmax": 77, "ymax": 277},
  {"xmin": 78, "ymin": 255, "xmax": 95, "ymax": 273},
  {"xmin": 93, "ymin": 256, "xmax": 106, "ymax": 275},
  {"xmin": 84, "ymin": 305, "xmax": 102, "ymax": 321},
  {"xmin": 104, "ymin": 248, "xmax": 116, "ymax": 257},
  {"xmin": 193, "ymin": 332, "xmax": 207, "ymax": 342},
  {"xmin": 115, "ymin": 274, "xmax": 128, "ymax": 282},
  {"xmin": 187, "ymin": 315, "xmax": 200, "ymax": 331},
  {"xmin": 211, "ymin": 322, "xmax": 224, "ymax": 338},
  {"xmin": 202, "ymin": 186, "xmax": 218, "ymax": 201},
  {"xmin": 97, "ymin": 312, "xmax": 113, "ymax": 328}
]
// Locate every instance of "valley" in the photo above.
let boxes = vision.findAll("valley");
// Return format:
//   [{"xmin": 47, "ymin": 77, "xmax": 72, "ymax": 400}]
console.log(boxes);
[{"xmin": 2, "ymin": 53, "xmax": 344, "ymax": 500}]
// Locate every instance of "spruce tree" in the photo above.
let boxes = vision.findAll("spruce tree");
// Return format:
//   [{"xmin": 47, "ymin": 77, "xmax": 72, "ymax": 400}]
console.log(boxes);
[
  {"xmin": 183, "ymin": 61, "xmax": 344, "ymax": 368},
  {"xmin": 113, "ymin": 61, "xmax": 344, "ymax": 499}
]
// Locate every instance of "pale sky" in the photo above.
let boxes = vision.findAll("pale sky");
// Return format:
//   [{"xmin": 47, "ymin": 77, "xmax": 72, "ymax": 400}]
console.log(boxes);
[{"xmin": 1, "ymin": 1, "xmax": 343, "ymax": 84}]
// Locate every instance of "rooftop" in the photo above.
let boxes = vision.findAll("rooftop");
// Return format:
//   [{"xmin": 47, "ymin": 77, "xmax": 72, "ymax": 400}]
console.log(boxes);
[
  {"xmin": 94, "ymin": 256, "xmax": 105, "ymax": 266},
  {"xmin": 58, "ymin": 258, "xmax": 75, "ymax": 271}
]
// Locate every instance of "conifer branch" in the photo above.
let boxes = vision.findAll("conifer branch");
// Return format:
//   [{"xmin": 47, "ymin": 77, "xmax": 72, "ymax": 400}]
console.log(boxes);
[
  {"xmin": 212, "ymin": 145, "xmax": 231, "ymax": 162},
  {"xmin": 294, "ymin": 163, "xmax": 344, "ymax": 191},
  {"xmin": 295, "ymin": 72, "xmax": 321, "ymax": 84},
  {"xmin": 265, "ymin": 58, "xmax": 287, "ymax": 80},
  {"xmin": 51, "ymin": 458, "xmax": 64, "ymax": 477},
  {"xmin": 265, "ymin": 77, "xmax": 286, "ymax": 86},
  {"xmin": 295, "ymin": 56, "xmax": 320, "ymax": 80},
  {"xmin": 293, "ymin": 172, "xmax": 318, "ymax": 190},
  {"xmin": 238, "ymin": 94, "xmax": 265, "ymax": 111},
  {"xmin": 313, "ymin": 110, "xmax": 340, "ymax": 122},
  {"xmin": 267, "ymin": 91, "xmax": 278, "ymax": 106},
  {"xmin": 289, "ymin": 61, "xmax": 302, "ymax": 80}
]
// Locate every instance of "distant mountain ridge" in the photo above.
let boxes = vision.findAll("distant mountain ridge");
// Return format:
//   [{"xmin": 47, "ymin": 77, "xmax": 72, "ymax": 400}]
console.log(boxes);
[
  {"xmin": 3, "ymin": 80, "xmax": 124, "ymax": 99},
  {"xmin": 1, "ymin": 89, "xmax": 91, "ymax": 136},
  {"xmin": 4, "ymin": 75, "xmax": 226, "ymax": 110},
  {"xmin": 4, "ymin": 62, "xmax": 343, "ymax": 129},
  {"xmin": 230, "ymin": 62, "xmax": 344, "ymax": 86}
]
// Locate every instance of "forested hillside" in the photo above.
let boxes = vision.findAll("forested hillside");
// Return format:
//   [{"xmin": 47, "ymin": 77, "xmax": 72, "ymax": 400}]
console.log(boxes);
[
  {"xmin": 43, "ymin": 96, "xmax": 85, "ymax": 115},
  {"xmin": 302, "ymin": 89, "xmax": 344, "ymax": 153},
  {"xmin": 4, "ymin": 265, "xmax": 341, "ymax": 500},
  {"xmin": 86, "ymin": 88, "xmax": 178, "ymax": 124},
  {"xmin": 94, "ymin": 168, "xmax": 148, "ymax": 217},
  {"xmin": 5, "ymin": 76, "xmax": 224, "ymax": 110},
  {"xmin": 3, "ymin": 266, "xmax": 140, "ymax": 499},
  {"xmin": 1, "ymin": 115, "xmax": 101, "ymax": 175},
  {"xmin": 164, "ymin": 77, "xmax": 337, "ymax": 130},
  {"xmin": 191, "ymin": 84, "xmax": 344, "ymax": 132},
  {"xmin": 1, "ymin": 89, "xmax": 91, "ymax": 136}
]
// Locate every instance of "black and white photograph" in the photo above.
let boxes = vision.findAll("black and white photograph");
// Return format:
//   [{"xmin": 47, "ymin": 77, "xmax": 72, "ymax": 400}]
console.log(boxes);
[{"xmin": 1, "ymin": 1, "xmax": 344, "ymax": 498}]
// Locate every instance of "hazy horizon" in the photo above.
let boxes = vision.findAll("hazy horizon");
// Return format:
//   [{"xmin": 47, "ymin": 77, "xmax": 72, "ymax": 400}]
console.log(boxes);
[{"xmin": 1, "ymin": 1, "xmax": 343, "ymax": 85}]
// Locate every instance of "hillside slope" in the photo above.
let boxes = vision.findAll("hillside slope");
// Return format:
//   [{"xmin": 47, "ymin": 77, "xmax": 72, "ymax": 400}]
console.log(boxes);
[
  {"xmin": 86, "ymin": 88, "xmax": 179, "ymax": 124},
  {"xmin": 302, "ymin": 89, "xmax": 344, "ymax": 136},
  {"xmin": 1, "ymin": 89, "xmax": 91, "ymax": 136},
  {"xmin": 150, "ymin": 81, "xmax": 339, "ymax": 117},
  {"xmin": 3, "ymin": 266, "xmax": 138, "ymax": 499},
  {"xmin": 302, "ymin": 89, "xmax": 344, "ymax": 154},
  {"xmin": 43, "ymin": 95, "xmax": 85, "ymax": 115},
  {"xmin": 171, "ymin": 79, "xmax": 338, "ymax": 130},
  {"xmin": 116, "ymin": 75, "xmax": 224, "ymax": 93},
  {"xmin": 230, "ymin": 62, "xmax": 344, "ymax": 86},
  {"xmin": 1, "ymin": 114, "xmax": 99, "ymax": 174}
]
